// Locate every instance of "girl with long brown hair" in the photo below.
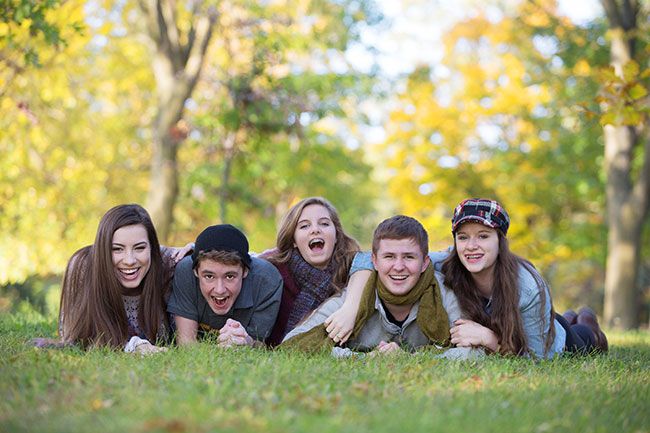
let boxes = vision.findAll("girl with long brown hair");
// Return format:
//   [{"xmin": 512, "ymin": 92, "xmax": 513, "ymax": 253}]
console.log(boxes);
[
  {"xmin": 57, "ymin": 204, "xmax": 186, "ymax": 352},
  {"xmin": 261, "ymin": 197, "xmax": 365, "ymax": 345},
  {"xmin": 443, "ymin": 198, "xmax": 607, "ymax": 357}
]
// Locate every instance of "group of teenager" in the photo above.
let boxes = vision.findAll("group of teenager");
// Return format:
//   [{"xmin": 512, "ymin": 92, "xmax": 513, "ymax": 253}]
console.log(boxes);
[{"xmin": 41, "ymin": 196, "xmax": 609, "ymax": 358}]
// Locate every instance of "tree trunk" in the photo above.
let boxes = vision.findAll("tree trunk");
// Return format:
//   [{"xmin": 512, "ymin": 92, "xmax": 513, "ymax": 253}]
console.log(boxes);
[
  {"xmin": 139, "ymin": 0, "xmax": 216, "ymax": 241},
  {"xmin": 603, "ymin": 123, "xmax": 643, "ymax": 329},
  {"xmin": 600, "ymin": 0, "xmax": 649, "ymax": 329},
  {"xmin": 219, "ymin": 132, "xmax": 237, "ymax": 223}
]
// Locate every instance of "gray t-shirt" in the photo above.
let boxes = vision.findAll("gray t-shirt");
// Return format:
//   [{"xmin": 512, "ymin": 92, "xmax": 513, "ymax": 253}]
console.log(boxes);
[{"xmin": 167, "ymin": 256, "xmax": 283, "ymax": 341}]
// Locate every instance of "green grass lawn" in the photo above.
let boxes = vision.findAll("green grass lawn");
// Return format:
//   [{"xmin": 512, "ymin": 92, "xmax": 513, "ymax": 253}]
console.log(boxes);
[{"xmin": 1, "ymin": 313, "xmax": 649, "ymax": 433}]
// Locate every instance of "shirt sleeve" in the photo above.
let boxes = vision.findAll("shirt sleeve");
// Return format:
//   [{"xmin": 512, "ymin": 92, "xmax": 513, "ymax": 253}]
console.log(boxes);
[
  {"xmin": 245, "ymin": 260, "xmax": 284, "ymax": 342},
  {"xmin": 167, "ymin": 256, "xmax": 200, "ymax": 322},
  {"xmin": 349, "ymin": 251, "xmax": 373, "ymax": 274},
  {"xmin": 517, "ymin": 266, "xmax": 553, "ymax": 358},
  {"xmin": 428, "ymin": 250, "xmax": 450, "ymax": 271},
  {"xmin": 435, "ymin": 271, "xmax": 462, "ymax": 327}
]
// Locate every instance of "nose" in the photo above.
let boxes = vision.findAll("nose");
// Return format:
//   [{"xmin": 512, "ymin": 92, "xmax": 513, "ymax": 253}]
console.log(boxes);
[
  {"xmin": 211, "ymin": 278, "xmax": 227, "ymax": 295},
  {"xmin": 467, "ymin": 237, "xmax": 479, "ymax": 249},
  {"xmin": 310, "ymin": 224, "xmax": 321, "ymax": 234},
  {"xmin": 123, "ymin": 249, "xmax": 136, "ymax": 265},
  {"xmin": 393, "ymin": 257, "xmax": 405, "ymax": 270}
]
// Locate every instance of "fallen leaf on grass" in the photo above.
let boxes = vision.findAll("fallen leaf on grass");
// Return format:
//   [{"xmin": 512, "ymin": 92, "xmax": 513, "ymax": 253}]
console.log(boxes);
[
  {"xmin": 90, "ymin": 399, "xmax": 113, "ymax": 410},
  {"xmin": 140, "ymin": 418, "xmax": 187, "ymax": 433},
  {"xmin": 460, "ymin": 374, "xmax": 484, "ymax": 390},
  {"xmin": 351, "ymin": 381, "xmax": 371, "ymax": 394}
]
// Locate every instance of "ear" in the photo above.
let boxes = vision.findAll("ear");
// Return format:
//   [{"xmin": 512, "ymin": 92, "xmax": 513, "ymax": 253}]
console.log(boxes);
[
  {"xmin": 242, "ymin": 267, "xmax": 249, "ymax": 279},
  {"xmin": 371, "ymin": 253, "xmax": 378, "ymax": 269},
  {"xmin": 193, "ymin": 268, "xmax": 199, "ymax": 278},
  {"xmin": 421, "ymin": 254, "xmax": 430, "ymax": 273}
]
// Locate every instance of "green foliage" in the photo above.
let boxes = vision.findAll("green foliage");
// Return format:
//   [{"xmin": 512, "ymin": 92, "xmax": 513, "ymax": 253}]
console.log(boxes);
[
  {"xmin": 1, "ymin": 0, "xmax": 381, "ymax": 288},
  {"xmin": 0, "ymin": 0, "xmax": 84, "ymax": 67},
  {"xmin": 597, "ymin": 60, "xmax": 650, "ymax": 126},
  {"xmin": 1, "ymin": 315, "xmax": 649, "ymax": 433},
  {"xmin": 375, "ymin": 1, "xmax": 620, "ymax": 306},
  {"xmin": 169, "ymin": 0, "xmax": 381, "ymax": 248}
]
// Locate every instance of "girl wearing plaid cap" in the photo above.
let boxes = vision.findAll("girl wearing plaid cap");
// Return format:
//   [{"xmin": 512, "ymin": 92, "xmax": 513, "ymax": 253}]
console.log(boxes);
[{"xmin": 443, "ymin": 198, "xmax": 607, "ymax": 358}]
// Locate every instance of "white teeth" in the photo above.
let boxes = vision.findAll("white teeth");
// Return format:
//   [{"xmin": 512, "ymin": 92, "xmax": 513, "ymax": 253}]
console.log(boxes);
[
  {"xmin": 390, "ymin": 275, "xmax": 408, "ymax": 281},
  {"xmin": 309, "ymin": 238, "xmax": 325, "ymax": 248},
  {"xmin": 120, "ymin": 268, "xmax": 138, "ymax": 275}
]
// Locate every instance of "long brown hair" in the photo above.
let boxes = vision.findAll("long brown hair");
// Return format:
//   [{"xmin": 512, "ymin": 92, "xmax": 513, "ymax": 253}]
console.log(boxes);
[
  {"xmin": 442, "ymin": 230, "xmax": 556, "ymax": 356},
  {"xmin": 266, "ymin": 197, "xmax": 360, "ymax": 293},
  {"xmin": 59, "ymin": 204, "xmax": 168, "ymax": 348}
]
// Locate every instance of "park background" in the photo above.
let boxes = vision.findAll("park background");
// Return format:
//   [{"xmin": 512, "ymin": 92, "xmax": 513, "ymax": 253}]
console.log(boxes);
[{"xmin": 1, "ymin": 0, "xmax": 649, "ymax": 331}]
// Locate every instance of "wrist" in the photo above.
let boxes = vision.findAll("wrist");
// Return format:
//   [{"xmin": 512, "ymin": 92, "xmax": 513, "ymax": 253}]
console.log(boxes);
[{"xmin": 483, "ymin": 330, "xmax": 500, "ymax": 352}]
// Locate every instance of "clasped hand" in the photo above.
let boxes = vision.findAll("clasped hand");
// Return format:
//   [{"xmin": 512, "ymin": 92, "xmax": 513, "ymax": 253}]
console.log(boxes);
[
  {"xmin": 449, "ymin": 319, "xmax": 499, "ymax": 351},
  {"xmin": 217, "ymin": 318, "xmax": 254, "ymax": 348}
]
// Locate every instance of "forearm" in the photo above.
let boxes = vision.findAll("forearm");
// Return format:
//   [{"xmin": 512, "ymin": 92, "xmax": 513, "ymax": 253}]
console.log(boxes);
[
  {"xmin": 174, "ymin": 316, "xmax": 199, "ymax": 345},
  {"xmin": 342, "ymin": 270, "xmax": 370, "ymax": 309}
]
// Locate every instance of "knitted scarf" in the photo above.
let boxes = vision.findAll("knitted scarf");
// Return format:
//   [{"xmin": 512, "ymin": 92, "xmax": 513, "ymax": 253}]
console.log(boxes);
[
  {"xmin": 281, "ymin": 263, "xmax": 450, "ymax": 353},
  {"xmin": 286, "ymin": 249, "xmax": 336, "ymax": 332}
]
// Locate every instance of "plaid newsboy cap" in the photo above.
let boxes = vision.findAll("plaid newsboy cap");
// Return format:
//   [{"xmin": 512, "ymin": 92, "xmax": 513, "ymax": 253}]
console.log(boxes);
[{"xmin": 451, "ymin": 198, "xmax": 510, "ymax": 235}]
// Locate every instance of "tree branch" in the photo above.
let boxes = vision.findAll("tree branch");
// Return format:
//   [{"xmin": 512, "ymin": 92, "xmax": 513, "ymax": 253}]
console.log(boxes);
[{"xmin": 600, "ymin": 0, "xmax": 623, "ymax": 28}]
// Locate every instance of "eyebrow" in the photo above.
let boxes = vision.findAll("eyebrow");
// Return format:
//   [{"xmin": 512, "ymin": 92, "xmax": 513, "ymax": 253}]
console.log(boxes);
[
  {"xmin": 112, "ymin": 241, "xmax": 149, "ymax": 247},
  {"xmin": 457, "ymin": 230, "xmax": 492, "ymax": 235}
]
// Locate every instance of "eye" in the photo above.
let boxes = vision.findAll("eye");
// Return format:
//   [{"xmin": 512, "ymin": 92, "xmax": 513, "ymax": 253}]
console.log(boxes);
[
  {"xmin": 203, "ymin": 274, "xmax": 214, "ymax": 281},
  {"xmin": 225, "ymin": 273, "xmax": 237, "ymax": 280},
  {"xmin": 456, "ymin": 235, "xmax": 467, "ymax": 241},
  {"xmin": 112, "ymin": 246, "xmax": 123, "ymax": 252},
  {"xmin": 298, "ymin": 223, "xmax": 309, "ymax": 230},
  {"xmin": 135, "ymin": 245, "xmax": 147, "ymax": 251}
]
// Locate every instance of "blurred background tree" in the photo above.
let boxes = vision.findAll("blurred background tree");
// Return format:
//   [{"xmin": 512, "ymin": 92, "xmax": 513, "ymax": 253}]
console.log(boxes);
[{"xmin": 1, "ymin": 0, "xmax": 648, "ymax": 329}]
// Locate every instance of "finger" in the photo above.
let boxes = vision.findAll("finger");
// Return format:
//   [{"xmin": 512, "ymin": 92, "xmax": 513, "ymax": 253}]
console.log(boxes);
[
  {"xmin": 325, "ymin": 323, "xmax": 337, "ymax": 335},
  {"xmin": 226, "ymin": 319, "xmax": 241, "ymax": 328},
  {"xmin": 454, "ymin": 319, "xmax": 468, "ymax": 326},
  {"xmin": 217, "ymin": 331, "xmax": 233, "ymax": 342},
  {"xmin": 339, "ymin": 329, "xmax": 352, "ymax": 344}
]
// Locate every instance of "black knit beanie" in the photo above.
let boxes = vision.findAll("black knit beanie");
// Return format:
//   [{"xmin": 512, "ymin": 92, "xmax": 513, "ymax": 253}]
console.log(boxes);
[{"xmin": 191, "ymin": 224, "xmax": 252, "ymax": 268}]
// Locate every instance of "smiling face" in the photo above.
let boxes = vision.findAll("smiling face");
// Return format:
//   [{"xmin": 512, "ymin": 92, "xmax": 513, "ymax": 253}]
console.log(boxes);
[
  {"xmin": 111, "ymin": 224, "xmax": 152, "ymax": 291},
  {"xmin": 371, "ymin": 238, "xmax": 430, "ymax": 296},
  {"xmin": 455, "ymin": 222, "xmax": 500, "ymax": 288},
  {"xmin": 195, "ymin": 258, "xmax": 248, "ymax": 315},
  {"xmin": 293, "ymin": 204, "xmax": 337, "ymax": 269}
]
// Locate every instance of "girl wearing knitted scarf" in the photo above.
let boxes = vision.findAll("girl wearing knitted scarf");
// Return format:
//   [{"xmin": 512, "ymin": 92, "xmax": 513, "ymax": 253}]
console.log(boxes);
[{"xmin": 262, "ymin": 197, "xmax": 362, "ymax": 346}]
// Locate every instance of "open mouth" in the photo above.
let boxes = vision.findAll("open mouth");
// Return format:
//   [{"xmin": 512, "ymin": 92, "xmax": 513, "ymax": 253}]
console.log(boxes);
[
  {"xmin": 389, "ymin": 275, "xmax": 408, "ymax": 281},
  {"xmin": 308, "ymin": 238, "xmax": 325, "ymax": 251},
  {"xmin": 465, "ymin": 254, "xmax": 483, "ymax": 260},
  {"xmin": 118, "ymin": 267, "xmax": 140, "ymax": 280},
  {"xmin": 211, "ymin": 295, "xmax": 230, "ymax": 308}
]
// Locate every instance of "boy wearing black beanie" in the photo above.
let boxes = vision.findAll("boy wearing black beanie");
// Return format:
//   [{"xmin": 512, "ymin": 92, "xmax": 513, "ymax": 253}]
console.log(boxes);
[{"xmin": 168, "ymin": 224, "xmax": 283, "ymax": 346}]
